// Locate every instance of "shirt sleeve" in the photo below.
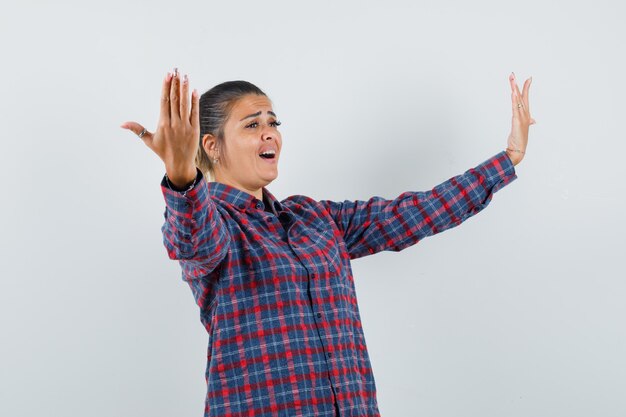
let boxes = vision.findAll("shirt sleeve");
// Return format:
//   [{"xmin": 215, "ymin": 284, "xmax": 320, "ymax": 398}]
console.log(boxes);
[
  {"xmin": 160, "ymin": 167, "xmax": 231, "ymax": 275},
  {"xmin": 318, "ymin": 150, "xmax": 518, "ymax": 260}
]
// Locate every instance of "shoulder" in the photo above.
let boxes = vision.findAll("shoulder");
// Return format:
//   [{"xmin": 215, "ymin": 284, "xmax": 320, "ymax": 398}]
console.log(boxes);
[
  {"xmin": 282, "ymin": 194, "xmax": 315, "ymax": 205},
  {"xmin": 282, "ymin": 194, "xmax": 332, "ymax": 218}
]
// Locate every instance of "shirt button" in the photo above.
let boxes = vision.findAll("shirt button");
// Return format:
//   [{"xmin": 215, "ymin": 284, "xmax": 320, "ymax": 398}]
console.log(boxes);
[
  {"xmin": 327, "ymin": 352, "xmax": 333, "ymax": 358},
  {"xmin": 255, "ymin": 203, "xmax": 262, "ymax": 209},
  {"xmin": 317, "ymin": 313, "xmax": 322, "ymax": 319},
  {"xmin": 311, "ymin": 273, "xmax": 316, "ymax": 279}
]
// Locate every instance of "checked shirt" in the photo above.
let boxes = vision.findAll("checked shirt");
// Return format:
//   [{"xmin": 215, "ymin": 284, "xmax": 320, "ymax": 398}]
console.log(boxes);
[{"xmin": 160, "ymin": 150, "xmax": 517, "ymax": 417}]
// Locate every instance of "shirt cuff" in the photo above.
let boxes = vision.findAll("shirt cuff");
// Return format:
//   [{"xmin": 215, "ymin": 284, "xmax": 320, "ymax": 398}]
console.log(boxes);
[
  {"xmin": 474, "ymin": 150, "xmax": 518, "ymax": 194},
  {"xmin": 160, "ymin": 167, "xmax": 207, "ymax": 220}
]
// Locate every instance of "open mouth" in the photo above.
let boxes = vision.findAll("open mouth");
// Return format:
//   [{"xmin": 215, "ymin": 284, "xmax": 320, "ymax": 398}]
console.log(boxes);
[{"xmin": 259, "ymin": 150, "xmax": 276, "ymax": 160}]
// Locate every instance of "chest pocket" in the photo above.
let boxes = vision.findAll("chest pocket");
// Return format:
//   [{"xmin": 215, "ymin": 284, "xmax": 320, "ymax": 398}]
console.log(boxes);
[{"xmin": 308, "ymin": 221, "xmax": 343, "ymax": 277}]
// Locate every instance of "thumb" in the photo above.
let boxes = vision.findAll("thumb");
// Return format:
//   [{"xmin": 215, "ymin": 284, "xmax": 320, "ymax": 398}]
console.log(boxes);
[{"xmin": 120, "ymin": 121, "xmax": 150, "ymax": 139}]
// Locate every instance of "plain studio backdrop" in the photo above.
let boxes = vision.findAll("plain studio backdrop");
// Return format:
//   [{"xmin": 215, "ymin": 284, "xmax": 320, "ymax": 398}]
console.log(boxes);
[{"xmin": 1, "ymin": 0, "xmax": 624, "ymax": 416}]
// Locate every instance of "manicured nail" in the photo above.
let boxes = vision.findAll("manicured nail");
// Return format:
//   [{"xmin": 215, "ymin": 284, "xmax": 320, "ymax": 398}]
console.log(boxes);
[
  {"xmin": 183, "ymin": 74, "xmax": 188, "ymax": 84},
  {"xmin": 174, "ymin": 67, "xmax": 179, "ymax": 77}
]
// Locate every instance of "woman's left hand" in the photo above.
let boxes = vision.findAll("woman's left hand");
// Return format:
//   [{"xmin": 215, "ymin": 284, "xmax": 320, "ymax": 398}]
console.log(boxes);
[{"xmin": 506, "ymin": 72, "xmax": 536, "ymax": 166}]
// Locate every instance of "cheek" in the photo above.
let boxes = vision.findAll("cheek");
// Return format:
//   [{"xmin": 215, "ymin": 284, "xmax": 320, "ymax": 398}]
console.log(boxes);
[
  {"xmin": 230, "ymin": 138, "xmax": 254, "ymax": 159},
  {"xmin": 241, "ymin": 142, "xmax": 260, "ymax": 165}
]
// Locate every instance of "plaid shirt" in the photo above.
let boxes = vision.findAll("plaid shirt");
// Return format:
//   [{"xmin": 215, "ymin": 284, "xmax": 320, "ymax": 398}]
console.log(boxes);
[{"xmin": 160, "ymin": 150, "xmax": 517, "ymax": 417}]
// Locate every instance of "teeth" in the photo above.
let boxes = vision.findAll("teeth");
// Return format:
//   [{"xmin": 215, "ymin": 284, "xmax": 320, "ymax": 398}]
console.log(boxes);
[{"xmin": 260, "ymin": 150, "xmax": 276, "ymax": 156}]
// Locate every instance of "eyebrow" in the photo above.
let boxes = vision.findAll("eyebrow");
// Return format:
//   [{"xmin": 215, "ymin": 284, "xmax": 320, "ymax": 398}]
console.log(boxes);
[{"xmin": 240, "ymin": 110, "xmax": 277, "ymax": 121}]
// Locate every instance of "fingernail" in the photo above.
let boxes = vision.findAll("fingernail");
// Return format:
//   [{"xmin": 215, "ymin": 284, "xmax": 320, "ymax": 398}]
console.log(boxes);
[
  {"xmin": 530, "ymin": 76, "xmax": 533, "ymax": 84},
  {"xmin": 183, "ymin": 74, "xmax": 188, "ymax": 84},
  {"xmin": 512, "ymin": 72, "xmax": 516, "ymax": 80},
  {"xmin": 174, "ymin": 67, "xmax": 179, "ymax": 77}
]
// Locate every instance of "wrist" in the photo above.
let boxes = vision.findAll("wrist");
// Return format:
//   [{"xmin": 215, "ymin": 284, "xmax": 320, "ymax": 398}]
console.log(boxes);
[
  {"xmin": 505, "ymin": 148, "xmax": 524, "ymax": 166},
  {"xmin": 166, "ymin": 166, "xmax": 197, "ymax": 189}
]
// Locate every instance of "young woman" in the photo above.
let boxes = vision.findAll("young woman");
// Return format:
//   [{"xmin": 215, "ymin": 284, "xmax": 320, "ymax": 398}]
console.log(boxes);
[{"xmin": 121, "ymin": 68, "xmax": 534, "ymax": 417}]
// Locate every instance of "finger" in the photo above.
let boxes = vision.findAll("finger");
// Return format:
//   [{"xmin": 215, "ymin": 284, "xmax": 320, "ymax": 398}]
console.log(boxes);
[
  {"xmin": 509, "ymin": 72, "xmax": 517, "ymax": 93},
  {"xmin": 512, "ymin": 73, "xmax": 524, "ymax": 108},
  {"xmin": 510, "ymin": 73, "xmax": 525, "ymax": 115},
  {"xmin": 509, "ymin": 74, "xmax": 519, "ymax": 116},
  {"xmin": 522, "ymin": 77, "xmax": 532, "ymax": 113},
  {"xmin": 511, "ymin": 91, "xmax": 520, "ymax": 117},
  {"xmin": 160, "ymin": 72, "xmax": 172, "ymax": 124},
  {"xmin": 120, "ymin": 121, "xmax": 153, "ymax": 141},
  {"xmin": 170, "ymin": 67, "xmax": 181, "ymax": 121},
  {"xmin": 180, "ymin": 73, "xmax": 190, "ymax": 122},
  {"xmin": 190, "ymin": 88, "xmax": 199, "ymax": 129},
  {"xmin": 509, "ymin": 73, "xmax": 519, "ymax": 109}
]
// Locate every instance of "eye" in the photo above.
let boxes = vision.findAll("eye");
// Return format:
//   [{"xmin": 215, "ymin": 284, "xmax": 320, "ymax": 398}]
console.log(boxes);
[{"xmin": 245, "ymin": 120, "xmax": 282, "ymax": 128}]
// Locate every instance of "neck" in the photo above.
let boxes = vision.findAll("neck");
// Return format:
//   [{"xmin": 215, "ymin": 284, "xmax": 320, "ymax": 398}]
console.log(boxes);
[
  {"xmin": 214, "ymin": 173, "xmax": 263, "ymax": 200},
  {"xmin": 247, "ymin": 187, "xmax": 263, "ymax": 200}
]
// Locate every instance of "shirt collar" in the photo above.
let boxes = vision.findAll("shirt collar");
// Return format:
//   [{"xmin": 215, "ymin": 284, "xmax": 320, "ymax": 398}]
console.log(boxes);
[{"xmin": 207, "ymin": 181, "xmax": 284, "ymax": 214}]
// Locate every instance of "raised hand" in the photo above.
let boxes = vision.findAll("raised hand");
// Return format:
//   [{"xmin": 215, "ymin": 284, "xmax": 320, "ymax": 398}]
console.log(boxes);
[
  {"xmin": 506, "ymin": 72, "xmax": 536, "ymax": 166},
  {"xmin": 121, "ymin": 68, "xmax": 200, "ymax": 187}
]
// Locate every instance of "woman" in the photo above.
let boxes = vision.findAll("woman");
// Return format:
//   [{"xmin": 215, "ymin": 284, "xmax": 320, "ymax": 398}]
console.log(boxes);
[{"xmin": 121, "ymin": 68, "xmax": 534, "ymax": 417}]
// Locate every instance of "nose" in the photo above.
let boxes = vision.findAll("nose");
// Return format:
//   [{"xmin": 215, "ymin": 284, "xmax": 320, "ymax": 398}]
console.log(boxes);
[{"xmin": 262, "ymin": 128, "xmax": 274, "ymax": 141}]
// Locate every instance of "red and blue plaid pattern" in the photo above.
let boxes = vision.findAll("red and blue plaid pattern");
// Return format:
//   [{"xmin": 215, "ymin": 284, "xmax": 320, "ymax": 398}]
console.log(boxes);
[{"xmin": 160, "ymin": 150, "xmax": 517, "ymax": 417}]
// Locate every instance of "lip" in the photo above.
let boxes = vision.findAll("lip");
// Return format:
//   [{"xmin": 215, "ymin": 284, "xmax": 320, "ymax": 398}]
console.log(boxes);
[
  {"xmin": 259, "ymin": 153, "xmax": 278, "ymax": 164},
  {"xmin": 258, "ymin": 147, "xmax": 278, "ymax": 164},
  {"xmin": 258, "ymin": 145, "xmax": 277, "ymax": 154}
]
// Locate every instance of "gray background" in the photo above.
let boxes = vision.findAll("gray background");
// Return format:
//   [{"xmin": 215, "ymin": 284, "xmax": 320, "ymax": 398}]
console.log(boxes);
[{"xmin": 1, "ymin": 0, "xmax": 624, "ymax": 416}]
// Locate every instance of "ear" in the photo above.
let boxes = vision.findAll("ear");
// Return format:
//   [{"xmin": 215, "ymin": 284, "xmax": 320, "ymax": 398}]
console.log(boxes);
[{"xmin": 202, "ymin": 134, "xmax": 217, "ymax": 156}]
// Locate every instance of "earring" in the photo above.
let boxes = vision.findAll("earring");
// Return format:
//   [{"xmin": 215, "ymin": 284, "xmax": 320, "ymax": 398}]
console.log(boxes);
[{"xmin": 213, "ymin": 158, "xmax": 218, "ymax": 163}]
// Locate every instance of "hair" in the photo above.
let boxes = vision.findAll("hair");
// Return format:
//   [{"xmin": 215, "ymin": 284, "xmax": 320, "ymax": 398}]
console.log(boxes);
[{"xmin": 196, "ymin": 80, "xmax": 268, "ymax": 181}]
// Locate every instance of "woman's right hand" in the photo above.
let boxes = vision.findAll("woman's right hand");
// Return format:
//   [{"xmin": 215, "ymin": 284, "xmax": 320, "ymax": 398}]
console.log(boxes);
[{"xmin": 120, "ymin": 68, "xmax": 200, "ymax": 187}]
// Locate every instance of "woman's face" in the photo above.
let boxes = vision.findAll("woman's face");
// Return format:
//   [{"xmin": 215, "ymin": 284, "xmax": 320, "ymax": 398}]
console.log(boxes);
[{"xmin": 206, "ymin": 94, "xmax": 282, "ymax": 195}]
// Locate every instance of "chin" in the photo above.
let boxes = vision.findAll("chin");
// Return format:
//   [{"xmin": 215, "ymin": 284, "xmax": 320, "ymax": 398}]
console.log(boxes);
[
  {"xmin": 261, "ymin": 174, "xmax": 278, "ymax": 186},
  {"xmin": 259, "ymin": 168, "xmax": 279, "ymax": 185}
]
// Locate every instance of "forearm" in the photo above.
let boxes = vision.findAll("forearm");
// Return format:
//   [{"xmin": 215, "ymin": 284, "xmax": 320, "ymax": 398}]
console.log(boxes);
[
  {"xmin": 160, "ymin": 168, "xmax": 231, "ymax": 271},
  {"xmin": 321, "ymin": 150, "xmax": 518, "ymax": 259}
]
